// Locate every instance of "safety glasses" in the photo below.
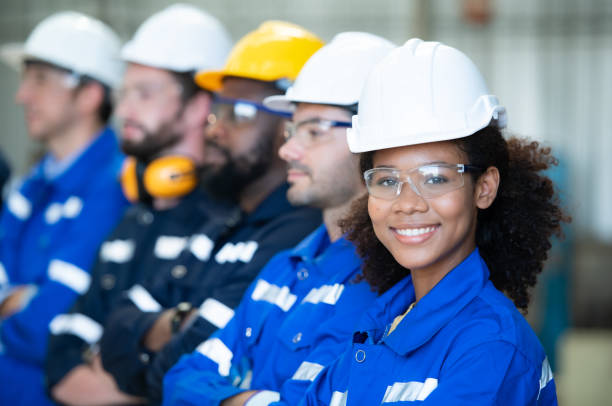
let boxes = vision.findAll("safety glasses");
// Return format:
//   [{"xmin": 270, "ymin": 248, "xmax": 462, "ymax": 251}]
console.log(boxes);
[
  {"xmin": 364, "ymin": 164, "xmax": 483, "ymax": 200},
  {"xmin": 283, "ymin": 118, "xmax": 352, "ymax": 147},
  {"xmin": 207, "ymin": 95, "xmax": 290, "ymax": 126}
]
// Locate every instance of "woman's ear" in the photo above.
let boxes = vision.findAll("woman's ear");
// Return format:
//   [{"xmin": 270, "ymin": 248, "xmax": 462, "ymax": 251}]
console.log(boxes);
[{"xmin": 474, "ymin": 166, "xmax": 500, "ymax": 209}]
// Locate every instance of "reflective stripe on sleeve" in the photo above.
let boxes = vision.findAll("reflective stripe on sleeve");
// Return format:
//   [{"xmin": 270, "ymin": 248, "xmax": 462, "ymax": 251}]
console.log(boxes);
[
  {"xmin": 198, "ymin": 298, "xmax": 235, "ymax": 329},
  {"xmin": 382, "ymin": 378, "xmax": 438, "ymax": 403},
  {"xmin": 0, "ymin": 262, "xmax": 8, "ymax": 286},
  {"xmin": 245, "ymin": 390, "xmax": 281, "ymax": 405},
  {"xmin": 196, "ymin": 338, "xmax": 233, "ymax": 376},
  {"xmin": 250, "ymin": 279, "xmax": 297, "ymax": 312},
  {"xmin": 302, "ymin": 284, "xmax": 345, "ymax": 306},
  {"xmin": 329, "ymin": 391, "xmax": 348, "ymax": 406},
  {"xmin": 154, "ymin": 236, "xmax": 188, "ymax": 259},
  {"xmin": 538, "ymin": 357, "xmax": 554, "ymax": 399},
  {"xmin": 7, "ymin": 191, "xmax": 31, "ymax": 220},
  {"xmin": 189, "ymin": 234, "xmax": 214, "ymax": 261},
  {"xmin": 100, "ymin": 239, "xmax": 135, "ymax": 263},
  {"xmin": 49, "ymin": 313, "xmax": 103, "ymax": 344},
  {"xmin": 291, "ymin": 361, "xmax": 324, "ymax": 382},
  {"xmin": 48, "ymin": 259, "xmax": 91, "ymax": 294},
  {"xmin": 127, "ymin": 284, "xmax": 162, "ymax": 312}
]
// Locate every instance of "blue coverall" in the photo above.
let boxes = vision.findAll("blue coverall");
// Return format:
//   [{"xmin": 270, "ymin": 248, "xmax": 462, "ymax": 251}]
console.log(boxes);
[
  {"xmin": 0, "ymin": 128, "xmax": 128, "ymax": 405},
  {"xmin": 163, "ymin": 225, "xmax": 378, "ymax": 406},
  {"xmin": 301, "ymin": 249, "xmax": 558, "ymax": 405}
]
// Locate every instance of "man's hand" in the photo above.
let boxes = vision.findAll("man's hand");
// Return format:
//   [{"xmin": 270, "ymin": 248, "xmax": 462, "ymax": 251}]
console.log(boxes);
[
  {"xmin": 51, "ymin": 355, "xmax": 145, "ymax": 406},
  {"xmin": 0, "ymin": 285, "xmax": 36, "ymax": 318},
  {"xmin": 142, "ymin": 309, "xmax": 175, "ymax": 352},
  {"xmin": 221, "ymin": 390, "xmax": 258, "ymax": 406}
]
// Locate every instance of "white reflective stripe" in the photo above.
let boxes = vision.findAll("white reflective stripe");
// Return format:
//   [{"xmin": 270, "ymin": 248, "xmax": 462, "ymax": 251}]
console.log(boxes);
[
  {"xmin": 198, "ymin": 298, "xmax": 235, "ymax": 329},
  {"xmin": 127, "ymin": 284, "xmax": 162, "ymax": 312},
  {"xmin": 7, "ymin": 191, "xmax": 31, "ymax": 220},
  {"xmin": 45, "ymin": 203, "xmax": 63, "ymax": 224},
  {"xmin": 382, "ymin": 378, "xmax": 438, "ymax": 403},
  {"xmin": 189, "ymin": 234, "xmax": 214, "ymax": 261},
  {"xmin": 62, "ymin": 196, "xmax": 83, "ymax": 218},
  {"xmin": 291, "ymin": 361, "xmax": 324, "ymax": 382},
  {"xmin": 154, "ymin": 236, "xmax": 188, "ymax": 259},
  {"xmin": 302, "ymin": 284, "xmax": 345, "ymax": 306},
  {"xmin": 0, "ymin": 262, "xmax": 8, "ymax": 286},
  {"xmin": 250, "ymin": 279, "xmax": 297, "ymax": 312},
  {"xmin": 538, "ymin": 357, "xmax": 554, "ymax": 399},
  {"xmin": 329, "ymin": 391, "xmax": 347, "ymax": 406},
  {"xmin": 214, "ymin": 241, "xmax": 259, "ymax": 264},
  {"xmin": 100, "ymin": 239, "xmax": 135, "ymax": 263},
  {"xmin": 245, "ymin": 390, "xmax": 280, "ymax": 406},
  {"xmin": 48, "ymin": 259, "xmax": 91, "ymax": 294},
  {"xmin": 49, "ymin": 313, "xmax": 103, "ymax": 344},
  {"xmin": 197, "ymin": 338, "xmax": 233, "ymax": 376}
]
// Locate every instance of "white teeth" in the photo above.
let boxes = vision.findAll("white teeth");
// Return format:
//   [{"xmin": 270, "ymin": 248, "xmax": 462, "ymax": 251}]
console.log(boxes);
[{"xmin": 395, "ymin": 227, "xmax": 436, "ymax": 237}]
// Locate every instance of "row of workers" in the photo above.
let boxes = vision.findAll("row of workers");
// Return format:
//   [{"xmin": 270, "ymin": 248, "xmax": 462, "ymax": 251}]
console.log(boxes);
[{"xmin": 0, "ymin": 3, "xmax": 566, "ymax": 405}]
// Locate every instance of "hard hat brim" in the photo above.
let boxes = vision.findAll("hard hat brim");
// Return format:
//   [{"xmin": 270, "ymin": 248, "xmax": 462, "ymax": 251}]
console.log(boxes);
[
  {"xmin": 262, "ymin": 95, "xmax": 295, "ymax": 114},
  {"xmin": 195, "ymin": 70, "xmax": 225, "ymax": 92}
]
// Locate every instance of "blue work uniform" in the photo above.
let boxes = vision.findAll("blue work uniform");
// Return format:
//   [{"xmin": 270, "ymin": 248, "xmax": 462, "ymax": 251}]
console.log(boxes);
[
  {"xmin": 45, "ymin": 186, "xmax": 235, "ymax": 392},
  {"xmin": 301, "ymin": 249, "xmax": 558, "ymax": 406},
  {"xmin": 163, "ymin": 224, "xmax": 378, "ymax": 406},
  {"xmin": 0, "ymin": 127, "xmax": 128, "ymax": 405},
  {"xmin": 99, "ymin": 184, "xmax": 321, "ymax": 399}
]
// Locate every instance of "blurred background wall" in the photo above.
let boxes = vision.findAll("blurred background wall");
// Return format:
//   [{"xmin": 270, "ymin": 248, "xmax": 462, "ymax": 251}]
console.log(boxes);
[{"xmin": 1, "ymin": 0, "xmax": 610, "ymax": 403}]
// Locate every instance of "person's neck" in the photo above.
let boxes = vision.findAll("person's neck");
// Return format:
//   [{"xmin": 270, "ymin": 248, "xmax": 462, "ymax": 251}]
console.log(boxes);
[
  {"xmin": 410, "ymin": 242, "xmax": 476, "ymax": 302},
  {"xmin": 323, "ymin": 193, "xmax": 363, "ymax": 243},
  {"xmin": 239, "ymin": 167, "xmax": 286, "ymax": 214},
  {"xmin": 47, "ymin": 119, "xmax": 103, "ymax": 161}
]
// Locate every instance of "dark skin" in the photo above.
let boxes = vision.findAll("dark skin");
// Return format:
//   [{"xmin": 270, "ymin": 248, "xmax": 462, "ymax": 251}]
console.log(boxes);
[{"xmin": 143, "ymin": 77, "xmax": 287, "ymax": 354}]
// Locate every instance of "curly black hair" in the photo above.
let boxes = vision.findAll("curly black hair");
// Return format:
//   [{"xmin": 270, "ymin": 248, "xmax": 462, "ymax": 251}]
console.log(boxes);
[{"xmin": 339, "ymin": 126, "xmax": 570, "ymax": 311}]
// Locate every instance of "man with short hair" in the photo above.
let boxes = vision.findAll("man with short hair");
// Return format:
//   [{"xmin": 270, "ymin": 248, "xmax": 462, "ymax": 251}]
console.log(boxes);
[
  {"xmin": 0, "ymin": 11, "xmax": 128, "ymax": 405},
  {"xmin": 96, "ymin": 21, "xmax": 324, "ymax": 402},
  {"xmin": 46, "ymin": 5, "xmax": 236, "ymax": 405},
  {"xmin": 162, "ymin": 32, "xmax": 396, "ymax": 406}
]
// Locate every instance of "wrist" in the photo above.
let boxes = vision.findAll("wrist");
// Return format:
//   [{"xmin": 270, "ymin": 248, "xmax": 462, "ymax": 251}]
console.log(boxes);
[{"xmin": 170, "ymin": 302, "xmax": 193, "ymax": 333}]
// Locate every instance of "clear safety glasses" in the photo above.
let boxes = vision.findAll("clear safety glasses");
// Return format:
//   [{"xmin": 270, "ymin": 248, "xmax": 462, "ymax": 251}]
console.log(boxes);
[
  {"xmin": 283, "ymin": 118, "xmax": 352, "ymax": 147},
  {"xmin": 364, "ymin": 164, "xmax": 483, "ymax": 200},
  {"xmin": 207, "ymin": 95, "xmax": 290, "ymax": 126}
]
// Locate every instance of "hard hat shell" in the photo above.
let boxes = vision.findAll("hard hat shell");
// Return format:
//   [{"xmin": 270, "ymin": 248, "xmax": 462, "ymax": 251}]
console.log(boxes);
[
  {"xmin": 264, "ymin": 32, "xmax": 396, "ymax": 113},
  {"xmin": 195, "ymin": 21, "xmax": 324, "ymax": 92},
  {"xmin": 347, "ymin": 38, "xmax": 507, "ymax": 153},
  {"xmin": 121, "ymin": 3, "xmax": 232, "ymax": 73},
  {"xmin": 1, "ymin": 11, "xmax": 123, "ymax": 88}
]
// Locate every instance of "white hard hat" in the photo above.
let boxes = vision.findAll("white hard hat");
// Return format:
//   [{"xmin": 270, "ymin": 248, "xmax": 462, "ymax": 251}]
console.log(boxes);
[
  {"xmin": 264, "ymin": 32, "xmax": 396, "ymax": 113},
  {"xmin": 1, "ymin": 11, "xmax": 123, "ymax": 88},
  {"xmin": 347, "ymin": 38, "xmax": 507, "ymax": 153},
  {"xmin": 121, "ymin": 3, "xmax": 232, "ymax": 73}
]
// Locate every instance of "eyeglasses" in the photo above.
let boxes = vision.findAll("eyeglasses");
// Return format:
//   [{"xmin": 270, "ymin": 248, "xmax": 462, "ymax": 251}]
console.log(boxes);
[
  {"xmin": 207, "ymin": 95, "xmax": 290, "ymax": 126},
  {"xmin": 283, "ymin": 118, "xmax": 352, "ymax": 147},
  {"xmin": 364, "ymin": 164, "xmax": 483, "ymax": 200}
]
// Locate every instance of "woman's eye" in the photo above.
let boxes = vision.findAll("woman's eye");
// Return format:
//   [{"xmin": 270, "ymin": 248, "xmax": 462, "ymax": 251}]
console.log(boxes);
[
  {"xmin": 307, "ymin": 128, "xmax": 324, "ymax": 138},
  {"xmin": 376, "ymin": 177, "xmax": 399, "ymax": 187},
  {"xmin": 424, "ymin": 176, "xmax": 448, "ymax": 185}
]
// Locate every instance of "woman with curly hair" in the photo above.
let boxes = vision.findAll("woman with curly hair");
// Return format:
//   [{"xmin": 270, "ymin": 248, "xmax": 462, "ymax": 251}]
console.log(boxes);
[{"xmin": 300, "ymin": 39, "xmax": 567, "ymax": 406}]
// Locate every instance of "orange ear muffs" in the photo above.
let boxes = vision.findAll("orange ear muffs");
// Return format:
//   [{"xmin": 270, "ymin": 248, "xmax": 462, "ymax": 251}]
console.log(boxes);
[
  {"xmin": 120, "ymin": 157, "xmax": 140, "ymax": 203},
  {"xmin": 143, "ymin": 155, "xmax": 198, "ymax": 199},
  {"xmin": 120, "ymin": 156, "xmax": 198, "ymax": 203}
]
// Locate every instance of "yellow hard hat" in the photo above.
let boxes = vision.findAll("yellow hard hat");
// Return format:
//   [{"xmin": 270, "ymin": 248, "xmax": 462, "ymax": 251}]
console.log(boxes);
[{"xmin": 195, "ymin": 21, "xmax": 324, "ymax": 92}]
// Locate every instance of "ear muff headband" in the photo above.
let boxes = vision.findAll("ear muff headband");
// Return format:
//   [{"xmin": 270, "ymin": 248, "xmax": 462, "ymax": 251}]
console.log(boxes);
[{"xmin": 120, "ymin": 156, "xmax": 198, "ymax": 202}]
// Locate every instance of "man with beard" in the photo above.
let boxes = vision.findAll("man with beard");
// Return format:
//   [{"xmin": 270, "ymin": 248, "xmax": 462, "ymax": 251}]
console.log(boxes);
[
  {"xmin": 0, "ymin": 11, "xmax": 128, "ymax": 406},
  {"xmin": 45, "ymin": 5, "xmax": 235, "ymax": 405},
  {"xmin": 162, "ymin": 32, "xmax": 395, "ymax": 406},
  {"xmin": 92, "ymin": 21, "xmax": 324, "ymax": 403}
]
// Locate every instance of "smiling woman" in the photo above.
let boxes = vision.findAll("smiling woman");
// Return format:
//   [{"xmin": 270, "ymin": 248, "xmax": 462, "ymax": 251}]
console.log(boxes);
[{"xmin": 302, "ymin": 38, "xmax": 569, "ymax": 406}]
